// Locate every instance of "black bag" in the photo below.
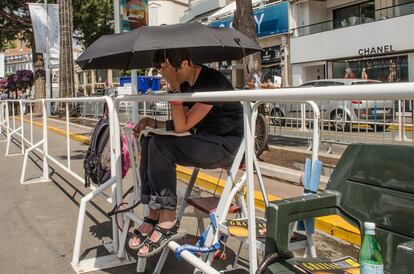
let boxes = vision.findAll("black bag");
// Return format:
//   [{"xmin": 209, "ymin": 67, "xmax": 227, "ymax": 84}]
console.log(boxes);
[{"xmin": 83, "ymin": 107, "xmax": 111, "ymax": 187}]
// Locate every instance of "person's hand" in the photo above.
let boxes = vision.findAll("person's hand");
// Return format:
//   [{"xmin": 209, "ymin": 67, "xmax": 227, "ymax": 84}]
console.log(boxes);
[
  {"xmin": 134, "ymin": 117, "xmax": 154, "ymax": 138},
  {"xmin": 159, "ymin": 59, "xmax": 180, "ymax": 90}
]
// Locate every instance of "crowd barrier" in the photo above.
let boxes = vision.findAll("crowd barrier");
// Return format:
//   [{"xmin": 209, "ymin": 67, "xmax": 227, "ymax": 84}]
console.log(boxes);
[
  {"xmin": 76, "ymin": 97, "xmax": 413, "ymax": 153},
  {"xmin": 267, "ymin": 99, "xmax": 413, "ymax": 152},
  {"xmin": 0, "ymin": 97, "xmax": 128, "ymax": 271},
  {"xmin": 0, "ymin": 82, "xmax": 413, "ymax": 274},
  {"xmin": 78, "ymin": 100, "xmax": 170, "ymax": 125}
]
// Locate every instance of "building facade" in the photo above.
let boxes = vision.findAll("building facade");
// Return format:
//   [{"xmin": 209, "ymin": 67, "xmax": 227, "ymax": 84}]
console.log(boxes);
[
  {"xmin": 2, "ymin": 40, "xmax": 33, "ymax": 76},
  {"xmin": 75, "ymin": 0, "xmax": 188, "ymax": 95},
  {"xmin": 180, "ymin": 0, "xmax": 231, "ymax": 23},
  {"xmin": 290, "ymin": 0, "xmax": 414, "ymax": 86},
  {"xmin": 210, "ymin": 1, "xmax": 289, "ymax": 87},
  {"xmin": 181, "ymin": 0, "xmax": 290, "ymax": 87}
]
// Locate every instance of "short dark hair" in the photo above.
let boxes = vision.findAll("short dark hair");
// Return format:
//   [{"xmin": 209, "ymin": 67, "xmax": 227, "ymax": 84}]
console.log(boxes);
[{"xmin": 152, "ymin": 48, "xmax": 191, "ymax": 69}]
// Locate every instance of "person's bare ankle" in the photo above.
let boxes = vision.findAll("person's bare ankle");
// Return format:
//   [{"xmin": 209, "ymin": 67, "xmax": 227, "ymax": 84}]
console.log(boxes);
[{"xmin": 157, "ymin": 220, "xmax": 176, "ymax": 229}]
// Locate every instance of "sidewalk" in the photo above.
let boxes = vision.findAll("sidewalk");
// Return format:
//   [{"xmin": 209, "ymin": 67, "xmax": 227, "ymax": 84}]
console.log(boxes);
[
  {"xmin": 0, "ymin": 116, "xmax": 363, "ymax": 273},
  {"xmin": 20, "ymin": 116, "xmax": 361, "ymax": 246},
  {"xmin": 0, "ymin": 128, "xmax": 252, "ymax": 273}
]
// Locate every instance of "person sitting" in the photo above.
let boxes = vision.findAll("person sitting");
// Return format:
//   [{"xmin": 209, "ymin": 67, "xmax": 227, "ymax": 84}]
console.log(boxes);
[
  {"xmin": 129, "ymin": 48, "xmax": 243, "ymax": 258},
  {"xmin": 261, "ymin": 78, "xmax": 277, "ymax": 89}
]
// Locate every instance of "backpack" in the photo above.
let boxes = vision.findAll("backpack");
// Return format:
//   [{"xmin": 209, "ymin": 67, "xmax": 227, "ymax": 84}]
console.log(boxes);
[{"xmin": 83, "ymin": 104, "xmax": 130, "ymax": 187}]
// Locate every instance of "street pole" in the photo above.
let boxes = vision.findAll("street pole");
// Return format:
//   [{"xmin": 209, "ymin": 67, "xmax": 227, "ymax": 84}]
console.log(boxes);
[
  {"xmin": 44, "ymin": 0, "xmax": 51, "ymax": 115},
  {"xmin": 131, "ymin": 71, "xmax": 139, "ymax": 123},
  {"xmin": 114, "ymin": 0, "xmax": 121, "ymax": 33},
  {"xmin": 114, "ymin": 0, "xmax": 138, "ymax": 122}
]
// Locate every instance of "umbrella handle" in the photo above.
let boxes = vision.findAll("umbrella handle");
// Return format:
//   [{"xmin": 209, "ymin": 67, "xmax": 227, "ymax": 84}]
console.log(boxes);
[{"xmin": 234, "ymin": 38, "xmax": 250, "ymax": 78}]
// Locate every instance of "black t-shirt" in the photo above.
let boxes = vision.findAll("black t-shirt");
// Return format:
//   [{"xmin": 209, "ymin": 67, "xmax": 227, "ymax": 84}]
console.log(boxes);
[{"xmin": 180, "ymin": 65, "xmax": 243, "ymax": 137}]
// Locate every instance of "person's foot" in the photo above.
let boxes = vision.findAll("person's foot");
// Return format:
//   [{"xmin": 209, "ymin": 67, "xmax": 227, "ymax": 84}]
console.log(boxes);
[
  {"xmin": 138, "ymin": 219, "xmax": 182, "ymax": 257},
  {"xmin": 128, "ymin": 217, "xmax": 158, "ymax": 250}
]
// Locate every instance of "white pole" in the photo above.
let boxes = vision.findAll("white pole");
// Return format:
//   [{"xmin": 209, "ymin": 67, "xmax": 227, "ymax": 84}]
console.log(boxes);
[
  {"xmin": 114, "ymin": 0, "xmax": 139, "ymax": 123},
  {"xmin": 66, "ymin": 102, "xmax": 71, "ymax": 170},
  {"xmin": 44, "ymin": 0, "xmax": 51, "ymax": 115},
  {"xmin": 19, "ymin": 100, "xmax": 25, "ymax": 154},
  {"xmin": 307, "ymin": 101, "xmax": 320, "ymax": 164},
  {"xmin": 300, "ymin": 103, "xmax": 308, "ymax": 131},
  {"xmin": 131, "ymin": 70, "xmax": 139, "ymax": 122},
  {"xmin": 395, "ymin": 100, "xmax": 408, "ymax": 141},
  {"xmin": 114, "ymin": 0, "xmax": 121, "ymax": 33},
  {"xmin": 30, "ymin": 103, "xmax": 33, "ymax": 144},
  {"xmin": 242, "ymin": 102, "xmax": 258, "ymax": 274},
  {"xmin": 42, "ymin": 100, "xmax": 50, "ymax": 181}
]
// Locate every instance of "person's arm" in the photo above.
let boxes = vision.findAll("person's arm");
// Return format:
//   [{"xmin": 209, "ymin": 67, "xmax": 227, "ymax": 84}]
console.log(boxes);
[{"xmin": 171, "ymin": 103, "xmax": 212, "ymax": 133}]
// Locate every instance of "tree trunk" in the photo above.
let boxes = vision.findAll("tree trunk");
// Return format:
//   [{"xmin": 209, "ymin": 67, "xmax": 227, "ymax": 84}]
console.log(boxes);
[
  {"xmin": 59, "ymin": 0, "xmax": 75, "ymax": 99},
  {"xmin": 233, "ymin": 0, "xmax": 261, "ymax": 88},
  {"xmin": 31, "ymin": 35, "xmax": 46, "ymax": 113}
]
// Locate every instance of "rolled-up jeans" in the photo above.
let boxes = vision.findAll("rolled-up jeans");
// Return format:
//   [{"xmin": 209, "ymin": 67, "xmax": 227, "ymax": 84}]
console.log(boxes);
[{"xmin": 139, "ymin": 132, "xmax": 241, "ymax": 211}]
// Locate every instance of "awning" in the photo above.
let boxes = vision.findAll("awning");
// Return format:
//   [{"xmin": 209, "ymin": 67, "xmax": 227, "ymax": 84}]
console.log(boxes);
[{"xmin": 208, "ymin": 0, "xmax": 263, "ymax": 20}]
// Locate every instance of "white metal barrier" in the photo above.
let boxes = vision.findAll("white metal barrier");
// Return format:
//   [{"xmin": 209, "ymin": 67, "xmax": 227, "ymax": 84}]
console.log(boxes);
[
  {"xmin": 111, "ymin": 82, "xmax": 413, "ymax": 274},
  {"xmin": 112, "ymin": 93, "xmax": 321, "ymax": 274},
  {"xmin": 0, "ymin": 97, "xmax": 134, "ymax": 273},
  {"xmin": 77, "ymin": 95, "xmax": 413, "ymax": 152},
  {"xmin": 79, "ymin": 99, "xmax": 171, "ymax": 125},
  {"xmin": 1, "ymin": 82, "xmax": 413, "ymax": 274},
  {"xmin": 268, "ymin": 98, "xmax": 414, "ymax": 151}
]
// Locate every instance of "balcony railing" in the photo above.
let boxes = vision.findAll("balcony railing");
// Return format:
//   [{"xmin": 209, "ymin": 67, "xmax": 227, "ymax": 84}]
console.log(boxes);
[{"xmin": 292, "ymin": 1, "xmax": 414, "ymax": 37}]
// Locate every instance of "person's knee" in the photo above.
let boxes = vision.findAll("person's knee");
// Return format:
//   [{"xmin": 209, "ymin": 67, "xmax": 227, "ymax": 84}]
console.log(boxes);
[{"xmin": 149, "ymin": 135, "xmax": 174, "ymax": 159}]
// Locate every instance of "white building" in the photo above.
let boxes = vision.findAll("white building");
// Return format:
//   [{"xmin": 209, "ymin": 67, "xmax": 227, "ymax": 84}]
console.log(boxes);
[
  {"xmin": 76, "ymin": 0, "xmax": 188, "ymax": 95},
  {"xmin": 180, "ymin": 0, "xmax": 230, "ymax": 23},
  {"xmin": 290, "ymin": 0, "xmax": 414, "ymax": 86},
  {"xmin": 2, "ymin": 40, "xmax": 33, "ymax": 76},
  {"xmin": 149, "ymin": 0, "xmax": 188, "ymax": 26},
  {"xmin": 208, "ymin": 1, "xmax": 290, "ymax": 87}
]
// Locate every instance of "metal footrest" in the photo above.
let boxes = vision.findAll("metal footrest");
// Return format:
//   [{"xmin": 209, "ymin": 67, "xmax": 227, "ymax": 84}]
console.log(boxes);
[{"xmin": 187, "ymin": 196, "xmax": 241, "ymax": 215}]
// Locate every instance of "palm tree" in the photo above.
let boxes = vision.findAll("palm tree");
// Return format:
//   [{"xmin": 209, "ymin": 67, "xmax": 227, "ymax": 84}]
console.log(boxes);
[
  {"xmin": 59, "ymin": 0, "xmax": 75, "ymax": 98},
  {"xmin": 233, "ymin": 0, "xmax": 261, "ymax": 87}
]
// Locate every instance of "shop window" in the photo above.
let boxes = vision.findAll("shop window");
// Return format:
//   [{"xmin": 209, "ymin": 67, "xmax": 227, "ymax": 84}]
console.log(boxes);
[
  {"xmin": 332, "ymin": 55, "xmax": 408, "ymax": 83},
  {"xmin": 86, "ymin": 71, "xmax": 92, "ymax": 84},
  {"xmin": 78, "ymin": 72, "xmax": 84, "ymax": 85},
  {"xmin": 394, "ymin": 0, "xmax": 414, "ymax": 16},
  {"xmin": 112, "ymin": 69, "xmax": 121, "ymax": 84},
  {"xmin": 95, "ymin": 69, "xmax": 107, "ymax": 83},
  {"xmin": 218, "ymin": 61, "xmax": 232, "ymax": 83},
  {"xmin": 333, "ymin": 1, "xmax": 375, "ymax": 28}
]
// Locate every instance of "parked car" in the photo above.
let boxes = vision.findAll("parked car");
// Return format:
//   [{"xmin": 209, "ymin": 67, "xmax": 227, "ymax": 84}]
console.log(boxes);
[
  {"xmin": 269, "ymin": 79, "xmax": 394, "ymax": 131},
  {"xmin": 149, "ymin": 101, "xmax": 169, "ymax": 113}
]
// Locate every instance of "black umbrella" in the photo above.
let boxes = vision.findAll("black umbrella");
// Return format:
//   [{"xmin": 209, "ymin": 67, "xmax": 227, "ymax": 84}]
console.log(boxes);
[{"xmin": 75, "ymin": 23, "xmax": 262, "ymax": 70}]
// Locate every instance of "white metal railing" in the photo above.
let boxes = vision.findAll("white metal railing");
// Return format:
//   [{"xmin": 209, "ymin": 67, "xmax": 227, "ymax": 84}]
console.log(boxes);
[
  {"xmin": 268, "ymin": 99, "xmax": 413, "ymax": 152},
  {"xmin": 0, "ymin": 97, "xmax": 130, "ymax": 272},
  {"xmin": 0, "ymin": 82, "xmax": 413, "ymax": 274},
  {"xmin": 74, "ymin": 100, "xmax": 170, "ymax": 126},
  {"xmin": 77, "ymin": 96, "xmax": 413, "ymax": 151},
  {"xmin": 113, "ymin": 82, "xmax": 413, "ymax": 274}
]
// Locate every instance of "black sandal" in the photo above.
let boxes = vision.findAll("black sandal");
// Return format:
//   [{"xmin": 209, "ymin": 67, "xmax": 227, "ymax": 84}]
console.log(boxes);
[
  {"xmin": 138, "ymin": 220, "xmax": 184, "ymax": 258},
  {"xmin": 128, "ymin": 217, "xmax": 158, "ymax": 250}
]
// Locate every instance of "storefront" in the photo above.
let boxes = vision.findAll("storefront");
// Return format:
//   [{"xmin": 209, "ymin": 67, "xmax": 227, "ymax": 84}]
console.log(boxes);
[
  {"xmin": 330, "ymin": 54, "xmax": 409, "ymax": 83},
  {"xmin": 261, "ymin": 45, "xmax": 283, "ymax": 85},
  {"xmin": 290, "ymin": 11, "xmax": 414, "ymax": 86},
  {"xmin": 208, "ymin": 1, "xmax": 289, "ymax": 87}
]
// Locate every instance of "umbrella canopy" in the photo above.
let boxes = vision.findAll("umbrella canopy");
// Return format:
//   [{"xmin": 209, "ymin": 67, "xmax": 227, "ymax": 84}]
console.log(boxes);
[{"xmin": 76, "ymin": 23, "xmax": 262, "ymax": 70}]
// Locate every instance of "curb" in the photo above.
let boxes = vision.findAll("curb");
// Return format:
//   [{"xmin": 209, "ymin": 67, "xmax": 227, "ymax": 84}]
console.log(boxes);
[
  {"xmin": 258, "ymin": 161, "xmax": 330, "ymax": 190},
  {"xmin": 22, "ymin": 118, "xmax": 361, "ymax": 246},
  {"xmin": 176, "ymin": 166, "xmax": 360, "ymax": 246},
  {"xmin": 20, "ymin": 118, "xmax": 91, "ymax": 145}
]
